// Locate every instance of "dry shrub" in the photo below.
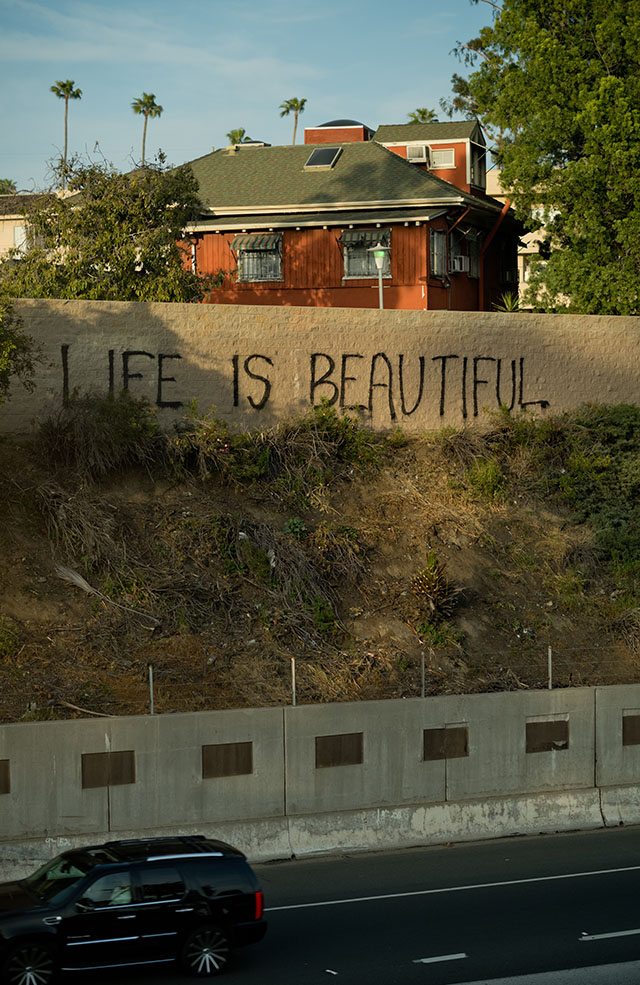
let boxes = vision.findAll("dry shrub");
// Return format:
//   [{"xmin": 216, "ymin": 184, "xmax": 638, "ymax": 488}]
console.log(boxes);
[
  {"xmin": 36, "ymin": 392, "xmax": 166, "ymax": 483},
  {"xmin": 612, "ymin": 608, "xmax": 640, "ymax": 654},
  {"xmin": 35, "ymin": 481, "xmax": 124, "ymax": 565},
  {"xmin": 433, "ymin": 426, "xmax": 492, "ymax": 469}
]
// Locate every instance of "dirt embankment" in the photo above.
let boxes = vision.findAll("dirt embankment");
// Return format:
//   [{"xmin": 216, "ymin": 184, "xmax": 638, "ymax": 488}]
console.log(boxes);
[{"xmin": 0, "ymin": 427, "xmax": 637, "ymax": 724}]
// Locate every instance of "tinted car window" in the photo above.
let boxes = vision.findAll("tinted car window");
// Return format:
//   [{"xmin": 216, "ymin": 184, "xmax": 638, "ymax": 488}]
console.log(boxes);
[
  {"xmin": 22, "ymin": 854, "xmax": 92, "ymax": 905},
  {"xmin": 84, "ymin": 871, "xmax": 133, "ymax": 907},
  {"xmin": 138, "ymin": 866, "xmax": 184, "ymax": 902}
]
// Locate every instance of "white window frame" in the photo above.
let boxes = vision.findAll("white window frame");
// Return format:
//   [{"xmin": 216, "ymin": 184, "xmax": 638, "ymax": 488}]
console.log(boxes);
[
  {"xmin": 431, "ymin": 148, "xmax": 455, "ymax": 169},
  {"xmin": 342, "ymin": 231, "xmax": 391, "ymax": 280},
  {"xmin": 12, "ymin": 225, "xmax": 27, "ymax": 255},
  {"xmin": 237, "ymin": 248, "xmax": 282, "ymax": 283}
]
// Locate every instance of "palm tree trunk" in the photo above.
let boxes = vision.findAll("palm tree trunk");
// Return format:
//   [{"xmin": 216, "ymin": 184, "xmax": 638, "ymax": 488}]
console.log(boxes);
[
  {"xmin": 142, "ymin": 113, "xmax": 148, "ymax": 166},
  {"xmin": 63, "ymin": 96, "xmax": 69, "ymax": 188},
  {"xmin": 292, "ymin": 110, "xmax": 298, "ymax": 146}
]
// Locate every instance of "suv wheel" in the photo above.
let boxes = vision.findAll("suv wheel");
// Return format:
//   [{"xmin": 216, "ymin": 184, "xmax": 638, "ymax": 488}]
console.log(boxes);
[
  {"xmin": 4, "ymin": 943, "xmax": 56, "ymax": 985},
  {"xmin": 181, "ymin": 925, "xmax": 230, "ymax": 977}
]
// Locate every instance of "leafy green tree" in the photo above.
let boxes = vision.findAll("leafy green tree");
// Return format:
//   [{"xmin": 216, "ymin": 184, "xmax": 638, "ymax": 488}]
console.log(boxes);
[
  {"xmin": 0, "ymin": 179, "xmax": 17, "ymax": 195},
  {"xmin": 452, "ymin": 0, "xmax": 640, "ymax": 314},
  {"xmin": 131, "ymin": 93, "xmax": 163, "ymax": 166},
  {"xmin": 0, "ymin": 302, "xmax": 36, "ymax": 404},
  {"xmin": 50, "ymin": 80, "xmax": 82, "ymax": 187},
  {"xmin": 407, "ymin": 108, "xmax": 439, "ymax": 124},
  {"xmin": 0, "ymin": 156, "xmax": 210, "ymax": 303},
  {"xmin": 225, "ymin": 128, "xmax": 252, "ymax": 145},
  {"xmin": 279, "ymin": 97, "xmax": 307, "ymax": 145}
]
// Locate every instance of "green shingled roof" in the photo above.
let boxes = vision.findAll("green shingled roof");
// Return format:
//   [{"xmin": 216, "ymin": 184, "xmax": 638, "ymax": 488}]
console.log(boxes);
[
  {"xmin": 187, "ymin": 141, "xmax": 473, "ymax": 214},
  {"xmin": 374, "ymin": 121, "xmax": 483, "ymax": 143}
]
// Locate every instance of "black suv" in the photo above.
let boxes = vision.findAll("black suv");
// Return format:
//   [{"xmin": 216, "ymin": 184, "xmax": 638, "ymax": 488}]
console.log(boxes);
[{"xmin": 0, "ymin": 835, "xmax": 267, "ymax": 983}]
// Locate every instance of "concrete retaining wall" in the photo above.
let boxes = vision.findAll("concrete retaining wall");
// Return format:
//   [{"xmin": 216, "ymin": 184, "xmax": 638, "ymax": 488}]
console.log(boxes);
[
  {"xmin": 0, "ymin": 684, "xmax": 638, "ymax": 877},
  {"xmin": 3, "ymin": 300, "xmax": 640, "ymax": 434}
]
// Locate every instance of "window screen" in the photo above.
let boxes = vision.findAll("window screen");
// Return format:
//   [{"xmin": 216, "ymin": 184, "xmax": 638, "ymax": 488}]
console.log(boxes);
[{"xmin": 432, "ymin": 148, "xmax": 455, "ymax": 168}]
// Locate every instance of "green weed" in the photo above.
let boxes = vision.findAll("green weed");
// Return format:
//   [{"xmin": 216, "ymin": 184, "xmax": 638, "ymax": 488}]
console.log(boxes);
[{"xmin": 0, "ymin": 617, "xmax": 20, "ymax": 658}]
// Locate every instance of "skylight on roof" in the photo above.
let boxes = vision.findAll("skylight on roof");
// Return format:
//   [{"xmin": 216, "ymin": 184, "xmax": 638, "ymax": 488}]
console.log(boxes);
[{"xmin": 304, "ymin": 147, "xmax": 342, "ymax": 170}]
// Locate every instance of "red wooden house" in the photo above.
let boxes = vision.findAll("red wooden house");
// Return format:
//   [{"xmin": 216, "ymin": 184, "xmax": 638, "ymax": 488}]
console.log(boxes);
[{"xmin": 183, "ymin": 120, "xmax": 518, "ymax": 311}]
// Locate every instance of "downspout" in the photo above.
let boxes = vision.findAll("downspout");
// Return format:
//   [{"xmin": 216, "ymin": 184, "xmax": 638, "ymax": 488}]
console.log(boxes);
[{"xmin": 478, "ymin": 198, "xmax": 511, "ymax": 311}]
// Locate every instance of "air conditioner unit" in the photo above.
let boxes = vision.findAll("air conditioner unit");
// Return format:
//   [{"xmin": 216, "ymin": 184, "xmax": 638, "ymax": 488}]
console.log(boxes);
[
  {"xmin": 406, "ymin": 145, "xmax": 430, "ymax": 164},
  {"xmin": 450, "ymin": 255, "xmax": 470, "ymax": 273}
]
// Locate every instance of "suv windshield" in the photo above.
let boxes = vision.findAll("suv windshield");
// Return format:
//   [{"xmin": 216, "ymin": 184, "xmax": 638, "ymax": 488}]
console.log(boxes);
[{"xmin": 22, "ymin": 851, "xmax": 104, "ymax": 905}]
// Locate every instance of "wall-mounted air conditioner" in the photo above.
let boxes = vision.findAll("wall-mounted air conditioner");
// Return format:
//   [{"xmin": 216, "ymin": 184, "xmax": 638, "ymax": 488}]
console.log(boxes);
[
  {"xmin": 450, "ymin": 255, "xmax": 470, "ymax": 273},
  {"xmin": 406, "ymin": 145, "xmax": 430, "ymax": 164}
]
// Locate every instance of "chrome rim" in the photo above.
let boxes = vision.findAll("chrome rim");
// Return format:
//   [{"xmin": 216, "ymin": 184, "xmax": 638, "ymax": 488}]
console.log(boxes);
[
  {"xmin": 185, "ymin": 927, "xmax": 229, "ymax": 976},
  {"xmin": 5, "ymin": 946, "xmax": 55, "ymax": 985}
]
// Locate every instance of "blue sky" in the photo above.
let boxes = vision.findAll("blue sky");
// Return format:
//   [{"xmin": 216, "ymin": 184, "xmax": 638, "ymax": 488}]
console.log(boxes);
[{"xmin": 1, "ymin": 0, "xmax": 493, "ymax": 192}]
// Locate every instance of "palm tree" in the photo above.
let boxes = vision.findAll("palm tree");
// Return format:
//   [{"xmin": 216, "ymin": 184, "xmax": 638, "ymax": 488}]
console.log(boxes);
[
  {"xmin": 226, "ymin": 128, "xmax": 253, "ymax": 145},
  {"xmin": 50, "ymin": 79, "xmax": 82, "ymax": 187},
  {"xmin": 407, "ymin": 108, "xmax": 439, "ymax": 124},
  {"xmin": 0, "ymin": 179, "xmax": 17, "ymax": 194},
  {"xmin": 131, "ymin": 93, "xmax": 163, "ymax": 166},
  {"xmin": 279, "ymin": 97, "xmax": 307, "ymax": 145}
]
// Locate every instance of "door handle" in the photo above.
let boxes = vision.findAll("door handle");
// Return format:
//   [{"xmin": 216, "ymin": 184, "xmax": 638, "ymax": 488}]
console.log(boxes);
[
  {"xmin": 117, "ymin": 915, "xmax": 136, "ymax": 920},
  {"xmin": 43, "ymin": 916, "xmax": 62, "ymax": 926},
  {"xmin": 175, "ymin": 907, "xmax": 194, "ymax": 913}
]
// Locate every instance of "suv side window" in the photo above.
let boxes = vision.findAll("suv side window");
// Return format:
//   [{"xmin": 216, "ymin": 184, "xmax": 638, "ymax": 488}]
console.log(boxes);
[
  {"xmin": 138, "ymin": 866, "xmax": 185, "ymax": 902},
  {"xmin": 84, "ymin": 871, "xmax": 133, "ymax": 907}
]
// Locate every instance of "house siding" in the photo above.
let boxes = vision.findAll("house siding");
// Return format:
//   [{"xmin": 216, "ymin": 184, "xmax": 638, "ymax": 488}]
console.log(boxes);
[
  {"xmin": 191, "ymin": 217, "xmax": 513, "ymax": 312},
  {"xmin": 386, "ymin": 141, "xmax": 470, "ymax": 193}
]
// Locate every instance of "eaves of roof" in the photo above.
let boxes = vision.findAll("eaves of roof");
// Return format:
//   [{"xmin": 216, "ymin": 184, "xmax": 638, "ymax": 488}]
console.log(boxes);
[{"xmin": 186, "ymin": 206, "xmax": 450, "ymax": 233}]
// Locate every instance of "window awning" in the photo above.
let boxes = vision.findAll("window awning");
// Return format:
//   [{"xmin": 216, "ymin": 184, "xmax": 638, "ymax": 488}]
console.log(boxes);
[
  {"xmin": 230, "ymin": 232, "xmax": 281, "ymax": 252},
  {"xmin": 339, "ymin": 228, "xmax": 390, "ymax": 246}
]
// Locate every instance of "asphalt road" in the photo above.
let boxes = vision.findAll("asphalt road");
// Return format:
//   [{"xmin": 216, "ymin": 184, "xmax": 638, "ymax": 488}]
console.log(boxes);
[{"xmin": 97, "ymin": 826, "xmax": 640, "ymax": 985}]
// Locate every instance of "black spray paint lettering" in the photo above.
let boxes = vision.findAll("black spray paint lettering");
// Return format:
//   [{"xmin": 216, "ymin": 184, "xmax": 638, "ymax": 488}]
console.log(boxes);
[
  {"xmin": 311, "ymin": 352, "xmax": 418, "ymax": 418},
  {"xmin": 432, "ymin": 354, "xmax": 549, "ymax": 417},
  {"xmin": 232, "ymin": 354, "xmax": 273, "ymax": 411},
  {"xmin": 121, "ymin": 350, "xmax": 184, "ymax": 408},
  {"xmin": 62, "ymin": 346, "xmax": 184, "ymax": 408},
  {"xmin": 312, "ymin": 351, "xmax": 549, "ymax": 418}
]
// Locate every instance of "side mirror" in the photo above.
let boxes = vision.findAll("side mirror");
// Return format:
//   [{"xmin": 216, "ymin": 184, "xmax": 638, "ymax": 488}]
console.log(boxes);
[{"xmin": 75, "ymin": 897, "xmax": 95, "ymax": 912}]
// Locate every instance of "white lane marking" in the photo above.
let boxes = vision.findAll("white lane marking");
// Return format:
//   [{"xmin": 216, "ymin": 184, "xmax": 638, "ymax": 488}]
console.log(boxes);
[
  {"xmin": 266, "ymin": 863, "xmax": 640, "ymax": 912},
  {"xmin": 413, "ymin": 952, "xmax": 467, "ymax": 964},
  {"xmin": 580, "ymin": 928, "xmax": 640, "ymax": 941}
]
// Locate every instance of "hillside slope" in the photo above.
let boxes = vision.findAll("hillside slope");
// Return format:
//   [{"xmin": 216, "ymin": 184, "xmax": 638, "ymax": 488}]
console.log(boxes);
[{"xmin": 1, "ymin": 399, "xmax": 639, "ymax": 722}]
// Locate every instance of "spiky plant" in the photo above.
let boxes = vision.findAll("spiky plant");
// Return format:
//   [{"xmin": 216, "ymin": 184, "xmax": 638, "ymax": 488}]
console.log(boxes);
[{"xmin": 412, "ymin": 551, "xmax": 461, "ymax": 620}]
